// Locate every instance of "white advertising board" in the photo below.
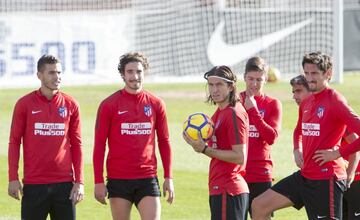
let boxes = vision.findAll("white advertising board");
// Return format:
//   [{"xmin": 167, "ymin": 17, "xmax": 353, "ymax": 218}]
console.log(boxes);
[{"xmin": 0, "ymin": 11, "xmax": 134, "ymax": 88}]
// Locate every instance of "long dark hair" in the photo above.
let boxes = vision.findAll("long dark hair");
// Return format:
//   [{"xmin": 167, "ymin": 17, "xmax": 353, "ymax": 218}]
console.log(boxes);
[{"xmin": 204, "ymin": 65, "xmax": 240, "ymax": 107}]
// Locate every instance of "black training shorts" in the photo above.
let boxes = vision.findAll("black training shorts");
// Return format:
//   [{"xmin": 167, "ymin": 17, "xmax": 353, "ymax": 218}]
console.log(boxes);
[{"xmin": 107, "ymin": 177, "xmax": 161, "ymax": 206}]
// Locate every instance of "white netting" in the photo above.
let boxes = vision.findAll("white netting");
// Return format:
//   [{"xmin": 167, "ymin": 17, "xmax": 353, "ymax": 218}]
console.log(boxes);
[
  {"xmin": 133, "ymin": 0, "xmax": 337, "ymax": 79},
  {"xmin": 0, "ymin": 0, "xmax": 345, "ymax": 86}
]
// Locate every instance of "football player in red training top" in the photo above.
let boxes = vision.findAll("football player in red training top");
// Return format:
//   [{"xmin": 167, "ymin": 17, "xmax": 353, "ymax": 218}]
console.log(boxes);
[
  {"xmin": 93, "ymin": 52, "xmax": 174, "ymax": 220},
  {"xmin": 239, "ymin": 57, "xmax": 282, "ymax": 218},
  {"xmin": 290, "ymin": 74, "xmax": 360, "ymax": 220},
  {"xmin": 252, "ymin": 52, "xmax": 360, "ymax": 220},
  {"xmin": 8, "ymin": 54, "xmax": 84, "ymax": 220},
  {"xmin": 183, "ymin": 66, "xmax": 249, "ymax": 220}
]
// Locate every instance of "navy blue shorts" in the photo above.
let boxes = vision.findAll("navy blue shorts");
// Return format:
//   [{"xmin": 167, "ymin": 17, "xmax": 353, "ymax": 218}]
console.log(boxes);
[
  {"xmin": 107, "ymin": 177, "xmax": 161, "ymax": 206},
  {"xmin": 21, "ymin": 182, "xmax": 75, "ymax": 220},
  {"xmin": 209, "ymin": 192, "xmax": 249, "ymax": 220},
  {"xmin": 271, "ymin": 171, "xmax": 346, "ymax": 219}
]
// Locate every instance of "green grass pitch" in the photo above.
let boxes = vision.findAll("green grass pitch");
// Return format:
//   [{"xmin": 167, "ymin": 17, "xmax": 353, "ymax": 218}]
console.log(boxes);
[{"xmin": 1, "ymin": 74, "xmax": 360, "ymax": 219}]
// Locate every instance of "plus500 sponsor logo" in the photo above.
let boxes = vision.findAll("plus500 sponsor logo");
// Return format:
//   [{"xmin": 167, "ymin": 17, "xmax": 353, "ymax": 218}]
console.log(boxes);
[
  {"xmin": 249, "ymin": 125, "xmax": 259, "ymax": 138},
  {"xmin": 0, "ymin": 41, "xmax": 95, "ymax": 77},
  {"xmin": 302, "ymin": 123, "xmax": 320, "ymax": 136},
  {"xmin": 34, "ymin": 123, "xmax": 65, "ymax": 136},
  {"xmin": 121, "ymin": 122, "xmax": 152, "ymax": 135}
]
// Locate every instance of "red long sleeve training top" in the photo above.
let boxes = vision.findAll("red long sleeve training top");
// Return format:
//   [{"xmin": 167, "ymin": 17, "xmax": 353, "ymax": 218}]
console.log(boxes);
[
  {"xmin": 8, "ymin": 90, "xmax": 83, "ymax": 184},
  {"xmin": 93, "ymin": 89, "xmax": 172, "ymax": 184},
  {"xmin": 293, "ymin": 87, "xmax": 360, "ymax": 180},
  {"xmin": 240, "ymin": 92, "xmax": 282, "ymax": 182}
]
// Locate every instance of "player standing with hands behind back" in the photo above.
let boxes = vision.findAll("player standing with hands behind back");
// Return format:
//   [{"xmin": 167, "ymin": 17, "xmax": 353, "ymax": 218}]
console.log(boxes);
[
  {"xmin": 183, "ymin": 66, "xmax": 249, "ymax": 220},
  {"xmin": 93, "ymin": 52, "xmax": 174, "ymax": 220},
  {"xmin": 240, "ymin": 57, "xmax": 282, "ymax": 218},
  {"xmin": 8, "ymin": 54, "xmax": 84, "ymax": 220}
]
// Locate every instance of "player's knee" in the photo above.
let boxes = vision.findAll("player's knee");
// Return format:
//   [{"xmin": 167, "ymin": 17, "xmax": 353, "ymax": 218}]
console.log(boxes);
[{"xmin": 251, "ymin": 196, "xmax": 271, "ymax": 218}]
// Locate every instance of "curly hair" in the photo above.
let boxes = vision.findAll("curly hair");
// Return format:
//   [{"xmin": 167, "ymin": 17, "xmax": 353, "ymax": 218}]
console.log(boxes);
[
  {"xmin": 117, "ymin": 52, "xmax": 149, "ymax": 74},
  {"xmin": 302, "ymin": 51, "xmax": 333, "ymax": 73}
]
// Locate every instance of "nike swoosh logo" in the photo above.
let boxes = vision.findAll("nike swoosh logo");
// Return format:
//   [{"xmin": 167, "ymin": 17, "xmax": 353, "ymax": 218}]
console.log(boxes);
[
  {"xmin": 118, "ymin": 111, "xmax": 128, "ymax": 115},
  {"xmin": 317, "ymin": 215, "xmax": 327, "ymax": 219},
  {"xmin": 355, "ymin": 212, "xmax": 360, "ymax": 216},
  {"xmin": 31, "ymin": 110, "xmax": 42, "ymax": 114},
  {"xmin": 207, "ymin": 18, "xmax": 313, "ymax": 66}
]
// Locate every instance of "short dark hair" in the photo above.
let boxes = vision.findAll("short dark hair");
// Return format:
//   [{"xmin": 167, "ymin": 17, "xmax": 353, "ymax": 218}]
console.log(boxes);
[
  {"xmin": 244, "ymin": 56, "xmax": 268, "ymax": 75},
  {"xmin": 117, "ymin": 52, "xmax": 149, "ymax": 74},
  {"xmin": 37, "ymin": 54, "xmax": 60, "ymax": 72},
  {"xmin": 290, "ymin": 74, "xmax": 309, "ymax": 91},
  {"xmin": 204, "ymin": 65, "xmax": 239, "ymax": 107},
  {"xmin": 302, "ymin": 51, "xmax": 333, "ymax": 73}
]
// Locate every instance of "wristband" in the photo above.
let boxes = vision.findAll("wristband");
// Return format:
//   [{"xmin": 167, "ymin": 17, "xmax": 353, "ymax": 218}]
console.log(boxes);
[{"xmin": 202, "ymin": 144, "xmax": 208, "ymax": 154}]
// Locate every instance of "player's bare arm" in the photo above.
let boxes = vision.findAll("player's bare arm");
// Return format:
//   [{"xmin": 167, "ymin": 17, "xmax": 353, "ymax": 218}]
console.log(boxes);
[
  {"xmin": 293, "ymin": 148, "xmax": 304, "ymax": 168},
  {"xmin": 94, "ymin": 183, "xmax": 108, "ymax": 205},
  {"xmin": 204, "ymin": 143, "xmax": 246, "ymax": 165},
  {"xmin": 70, "ymin": 183, "xmax": 84, "ymax": 205},
  {"xmin": 163, "ymin": 178, "xmax": 175, "ymax": 204},
  {"xmin": 183, "ymin": 131, "xmax": 246, "ymax": 164},
  {"xmin": 8, "ymin": 180, "xmax": 23, "ymax": 200},
  {"xmin": 342, "ymin": 133, "xmax": 359, "ymax": 187}
]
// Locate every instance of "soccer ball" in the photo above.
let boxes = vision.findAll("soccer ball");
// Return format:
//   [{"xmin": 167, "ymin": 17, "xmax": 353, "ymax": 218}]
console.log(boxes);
[
  {"xmin": 183, "ymin": 113, "xmax": 214, "ymax": 141},
  {"xmin": 267, "ymin": 66, "xmax": 281, "ymax": 83}
]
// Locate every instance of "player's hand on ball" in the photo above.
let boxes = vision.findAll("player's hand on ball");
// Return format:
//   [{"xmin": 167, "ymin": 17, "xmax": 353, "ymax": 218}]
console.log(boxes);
[
  {"xmin": 183, "ymin": 131, "xmax": 206, "ymax": 153},
  {"xmin": 8, "ymin": 180, "xmax": 23, "ymax": 200}
]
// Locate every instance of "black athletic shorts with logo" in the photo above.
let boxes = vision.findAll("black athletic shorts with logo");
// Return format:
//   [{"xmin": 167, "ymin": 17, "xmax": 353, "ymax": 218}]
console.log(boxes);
[
  {"xmin": 209, "ymin": 192, "xmax": 249, "ymax": 220},
  {"xmin": 247, "ymin": 182, "xmax": 273, "ymax": 218},
  {"xmin": 21, "ymin": 182, "xmax": 75, "ymax": 220},
  {"xmin": 107, "ymin": 177, "xmax": 161, "ymax": 206},
  {"xmin": 343, "ymin": 180, "xmax": 360, "ymax": 220},
  {"xmin": 271, "ymin": 171, "xmax": 346, "ymax": 220}
]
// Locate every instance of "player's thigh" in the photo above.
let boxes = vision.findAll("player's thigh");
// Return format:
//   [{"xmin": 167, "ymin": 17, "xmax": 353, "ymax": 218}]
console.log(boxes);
[
  {"xmin": 137, "ymin": 196, "xmax": 161, "ymax": 220},
  {"xmin": 303, "ymin": 178, "xmax": 346, "ymax": 220},
  {"xmin": 209, "ymin": 193, "xmax": 249, "ymax": 220},
  {"xmin": 134, "ymin": 177, "xmax": 161, "ymax": 206},
  {"xmin": 344, "ymin": 180, "xmax": 360, "ymax": 219},
  {"xmin": 135, "ymin": 177, "xmax": 161, "ymax": 220},
  {"xmin": 252, "ymin": 171, "xmax": 304, "ymax": 214},
  {"xmin": 209, "ymin": 194, "xmax": 224, "ymax": 220},
  {"xmin": 110, "ymin": 197, "xmax": 133, "ymax": 220},
  {"xmin": 21, "ymin": 184, "xmax": 50, "ymax": 220},
  {"xmin": 252, "ymin": 188, "xmax": 294, "ymax": 214},
  {"xmin": 226, "ymin": 193, "xmax": 249, "ymax": 220},
  {"xmin": 49, "ymin": 182, "xmax": 75, "ymax": 220},
  {"xmin": 248, "ymin": 182, "xmax": 272, "ymax": 210},
  {"xmin": 248, "ymin": 182, "xmax": 272, "ymax": 201},
  {"xmin": 248, "ymin": 181, "xmax": 273, "ymax": 219}
]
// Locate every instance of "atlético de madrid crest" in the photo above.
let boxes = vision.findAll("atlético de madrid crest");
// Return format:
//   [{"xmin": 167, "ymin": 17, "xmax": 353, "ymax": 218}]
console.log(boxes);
[
  {"xmin": 317, "ymin": 106, "xmax": 325, "ymax": 118},
  {"xmin": 144, "ymin": 105, "xmax": 152, "ymax": 117},
  {"xmin": 58, "ymin": 106, "xmax": 68, "ymax": 118}
]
